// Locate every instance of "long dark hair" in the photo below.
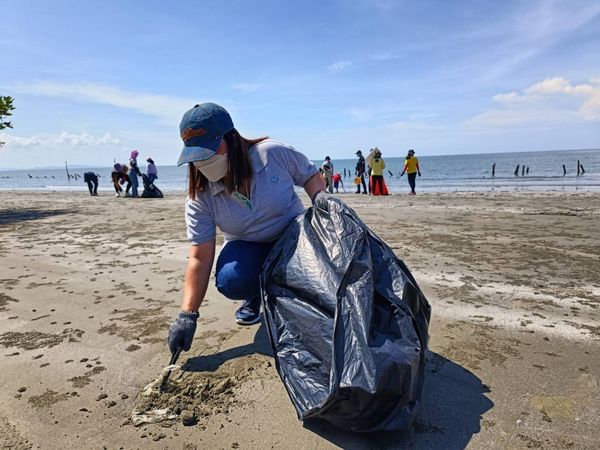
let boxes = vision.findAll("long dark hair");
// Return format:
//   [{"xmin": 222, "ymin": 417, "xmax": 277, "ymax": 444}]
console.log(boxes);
[{"xmin": 187, "ymin": 129, "xmax": 267, "ymax": 199}]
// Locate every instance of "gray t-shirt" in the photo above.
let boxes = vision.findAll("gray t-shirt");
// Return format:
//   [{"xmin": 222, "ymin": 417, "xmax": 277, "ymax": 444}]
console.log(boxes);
[{"xmin": 185, "ymin": 139, "xmax": 318, "ymax": 245}]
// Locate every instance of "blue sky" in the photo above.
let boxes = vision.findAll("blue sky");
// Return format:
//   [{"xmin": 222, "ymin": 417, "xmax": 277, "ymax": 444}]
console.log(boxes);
[{"xmin": 1, "ymin": 0, "xmax": 600, "ymax": 168}]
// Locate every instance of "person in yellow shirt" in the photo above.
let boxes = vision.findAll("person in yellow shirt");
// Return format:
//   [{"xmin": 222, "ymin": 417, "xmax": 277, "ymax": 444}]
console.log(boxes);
[
  {"xmin": 400, "ymin": 149, "xmax": 421, "ymax": 195},
  {"xmin": 368, "ymin": 148, "xmax": 386, "ymax": 195}
]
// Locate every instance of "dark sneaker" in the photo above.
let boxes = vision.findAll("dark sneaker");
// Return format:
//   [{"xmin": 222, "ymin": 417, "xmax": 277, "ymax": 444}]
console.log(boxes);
[{"xmin": 235, "ymin": 297, "xmax": 261, "ymax": 325}]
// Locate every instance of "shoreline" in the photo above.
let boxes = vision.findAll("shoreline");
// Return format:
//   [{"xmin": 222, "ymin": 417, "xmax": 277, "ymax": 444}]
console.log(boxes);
[{"xmin": 1, "ymin": 190, "xmax": 599, "ymax": 449}]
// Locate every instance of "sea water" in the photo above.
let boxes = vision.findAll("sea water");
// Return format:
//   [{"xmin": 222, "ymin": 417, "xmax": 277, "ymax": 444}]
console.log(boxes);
[{"xmin": 1, "ymin": 149, "xmax": 599, "ymax": 194}]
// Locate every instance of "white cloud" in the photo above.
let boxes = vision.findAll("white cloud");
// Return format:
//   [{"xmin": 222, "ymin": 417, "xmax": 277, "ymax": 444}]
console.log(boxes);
[
  {"xmin": 1, "ymin": 131, "xmax": 120, "ymax": 148},
  {"xmin": 479, "ymin": 1, "xmax": 600, "ymax": 80},
  {"xmin": 345, "ymin": 108, "xmax": 372, "ymax": 121},
  {"xmin": 492, "ymin": 91, "xmax": 528, "ymax": 104},
  {"xmin": 371, "ymin": 53, "xmax": 402, "ymax": 61},
  {"xmin": 231, "ymin": 83, "xmax": 260, "ymax": 94},
  {"xmin": 386, "ymin": 121, "xmax": 436, "ymax": 131},
  {"xmin": 13, "ymin": 81, "xmax": 196, "ymax": 124},
  {"xmin": 469, "ymin": 75, "xmax": 600, "ymax": 127},
  {"xmin": 327, "ymin": 60, "xmax": 352, "ymax": 72}
]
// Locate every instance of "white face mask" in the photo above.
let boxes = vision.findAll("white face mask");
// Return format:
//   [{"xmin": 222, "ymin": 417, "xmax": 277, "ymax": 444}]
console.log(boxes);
[{"xmin": 193, "ymin": 154, "xmax": 228, "ymax": 182}]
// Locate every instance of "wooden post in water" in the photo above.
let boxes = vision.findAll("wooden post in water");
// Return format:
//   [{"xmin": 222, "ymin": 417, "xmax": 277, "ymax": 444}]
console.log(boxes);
[
  {"xmin": 521, "ymin": 165, "xmax": 525, "ymax": 176},
  {"xmin": 514, "ymin": 165, "xmax": 520, "ymax": 176},
  {"xmin": 526, "ymin": 167, "xmax": 529, "ymax": 175},
  {"xmin": 580, "ymin": 164, "xmax": 586, "ymax": 175},
  {"xmin": 65, "ymin": 161, "xmax": 71, "ymax": 180},
  {"xmin": 562, "ymin": 164, "xmax": 567, "ymax": 176},
  {"xmin": 491, "ymin": 163, "xmax": 496, "ymax": 177},
  {"xmin": 343, "ymin": 168, "xmax": 346, "ymax": 178}
]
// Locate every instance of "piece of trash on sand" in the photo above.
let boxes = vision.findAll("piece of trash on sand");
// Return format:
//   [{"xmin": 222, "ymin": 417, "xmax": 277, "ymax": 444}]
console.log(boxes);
[
  {"xmin": 131, "ymin": 364, "xmax": 181, "ymax": 426},
  {"xmin": 131, "ymin": 408, "xmax": 178, "ymax": 426}
]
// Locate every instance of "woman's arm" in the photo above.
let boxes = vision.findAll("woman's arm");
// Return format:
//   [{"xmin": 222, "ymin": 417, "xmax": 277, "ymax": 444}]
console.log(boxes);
[
  {"xmin": 181, "ymin": 240, "xmax": 216, "ymax": 312},
  {"xmin": 304, "ymin": 172, "xmax": 326, "ymax": 202}
]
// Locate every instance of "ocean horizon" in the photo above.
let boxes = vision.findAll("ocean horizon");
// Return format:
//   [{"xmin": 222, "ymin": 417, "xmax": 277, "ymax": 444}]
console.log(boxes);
[{"xmin": 1, "ymin": 147, "xmax": 599, "ymax": 194}]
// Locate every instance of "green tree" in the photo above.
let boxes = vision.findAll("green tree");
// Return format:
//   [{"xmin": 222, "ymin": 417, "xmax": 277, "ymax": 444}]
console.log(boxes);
[{"xmin": 1, "ymin": 96, "xmax": 15, "ymax": 130}]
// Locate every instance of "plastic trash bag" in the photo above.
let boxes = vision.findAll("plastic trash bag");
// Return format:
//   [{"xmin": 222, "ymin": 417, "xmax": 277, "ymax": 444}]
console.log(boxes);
[
  {"xmin": 141, "ymin": 173, "xmax": 163, "ymax": 198},
  {"xmin": 261, "ymin": 195, "xmax": 431, "ymax": 432}
]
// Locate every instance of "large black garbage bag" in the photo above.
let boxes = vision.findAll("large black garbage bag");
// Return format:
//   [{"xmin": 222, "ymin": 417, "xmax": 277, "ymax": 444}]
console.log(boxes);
[
  {"xmin": 261, "ymin": 196, "xmax": 431, "ymax": 432},
  {"xmin": 141, "ymin": 174, "xmax": 163, "ymax": 198}
]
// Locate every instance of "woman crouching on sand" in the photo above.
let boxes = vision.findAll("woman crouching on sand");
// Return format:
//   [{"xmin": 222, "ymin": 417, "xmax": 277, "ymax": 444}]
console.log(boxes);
[
  {"xmin": 111, "ymin": 163, "xmax": 131, "ymax": 197},
  {"xmin": 167, "ymin": 103, "xmax": 326, "ymax": 355}
]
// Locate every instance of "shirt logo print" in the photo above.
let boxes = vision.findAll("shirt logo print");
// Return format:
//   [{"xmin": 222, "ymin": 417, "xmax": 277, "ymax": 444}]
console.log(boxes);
[{"xmin": 270, "ymin": 175, "xmax": 279, "ymax": 183}]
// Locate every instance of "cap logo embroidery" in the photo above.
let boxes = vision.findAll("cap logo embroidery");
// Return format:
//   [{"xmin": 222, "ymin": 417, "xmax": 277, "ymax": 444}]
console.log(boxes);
[{"xmin": 181, "ymin": 127, "xmax": 206, "ymax": 142}]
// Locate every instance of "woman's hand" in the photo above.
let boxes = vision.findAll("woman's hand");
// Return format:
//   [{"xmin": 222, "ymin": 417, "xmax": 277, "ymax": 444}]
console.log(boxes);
[{"xmin": 168, "ymin": 311, "xmax": 198, "ymax": 354}]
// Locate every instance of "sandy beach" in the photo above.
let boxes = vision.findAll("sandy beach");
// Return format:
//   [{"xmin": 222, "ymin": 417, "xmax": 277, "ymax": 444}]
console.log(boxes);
[{"xmin": 1, "ymin": 190, "xmax": 599, "ymax": 450}]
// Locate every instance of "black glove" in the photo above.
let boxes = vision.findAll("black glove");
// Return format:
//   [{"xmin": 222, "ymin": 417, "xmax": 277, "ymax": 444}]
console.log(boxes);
[
  {"xmin": 400, "ymin": 172, "xmax": 405, "ymax": 177},
  {"xmin": 418, "ymin": 172, "xmax": 422, "ymax": 177},
  {"xmin": 167, "ymin": 311, "xmax": 198, "ymax": 354}
]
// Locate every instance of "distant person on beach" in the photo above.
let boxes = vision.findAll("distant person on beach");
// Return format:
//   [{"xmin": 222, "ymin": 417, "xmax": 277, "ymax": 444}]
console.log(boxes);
[
  {"xmin": 168, "ymin": 103, "xmax": 325, "ymax": 355},
  {"xmin": 400, "ymin": 149, "xmax": 421, "ymax": 195},
  {"xmin": 111, "ymin": 163, "xmax": 131, "ymax": 197},
  {"xmin": 322, "ymin": 156, "xmax": 334, "ymax": 193},
  {"xmin": 146, "ymin": 157, "xmax": 158, "ymax": 183},
  {"xmin": 354, "ymin": 150, "xmax": 368, "ymax": 194},
  {"xmin": 129, "ymin": 150, "xmax": 141, "ymax": 198},
  {"xmin": 333, "ymin": 172, "xmax": 342, "ymax": 193},
  {"xmin": 83, "ymin": 172, "xmax": 99, "ymax": 196},
  {"xmin": 367, "ymin": 147, "xmax": 386, "ymax": 196}
]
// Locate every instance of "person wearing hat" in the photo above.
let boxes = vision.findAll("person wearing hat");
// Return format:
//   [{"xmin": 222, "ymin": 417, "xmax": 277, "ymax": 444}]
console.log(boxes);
[
  {"xmin": 321, "ymin": 156, "xmax": 334, "ymax": 193},
  {"xmin": 368, "ymin": 147, "xmax": 386, "ymax": 196},
  {"xmin": 168, "ymin": 102, "xmax": 326, "ymax": 355},
  {"xmin": 111, "ymin": 163, "xmax": 131, "ymax": 197},
  {"xmin": 354, "ymin": 150, "xmax": 367, "ymax": 194},
  {"xmin": 129, "ymin": 150, "xmax": 141, "ymax": 198},
  {"xmin": 400, "ymin": 149, "xmax": 421, "ymax": 195},
  {"xmin": 146, "ymin": 157, "xmax": 158, "ymax": 183}
]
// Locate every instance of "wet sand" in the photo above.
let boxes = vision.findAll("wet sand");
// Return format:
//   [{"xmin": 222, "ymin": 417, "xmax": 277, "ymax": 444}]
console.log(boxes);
[{"xmin": 0, "ymin": 190, "xmax": 599, "ymax": 449}]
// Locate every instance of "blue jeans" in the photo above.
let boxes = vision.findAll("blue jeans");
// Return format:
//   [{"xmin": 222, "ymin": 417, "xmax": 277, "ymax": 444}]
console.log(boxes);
[
  {"xmin": 215, "ymin": 240, "xmax": 274, "ymax": 300},
  {"xmin": 130, "ymin": 174, "xmax": 139, "ymax": 197}
]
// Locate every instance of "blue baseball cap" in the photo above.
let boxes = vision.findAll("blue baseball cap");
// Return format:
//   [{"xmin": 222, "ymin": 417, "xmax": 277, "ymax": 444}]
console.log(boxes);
[{"xmin": 177, "ymin": 103, "xmax": 235, "ymax": 166}]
